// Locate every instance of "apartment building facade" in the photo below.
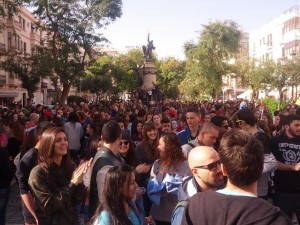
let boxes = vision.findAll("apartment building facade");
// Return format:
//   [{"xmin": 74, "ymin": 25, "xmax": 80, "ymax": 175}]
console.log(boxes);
[
  {"xmin": 0, "ymin": 6, "xmax": 55, "ymax": 106},
  {"xmin": 249, "ymin": 5, "xmax": 300, "ymax": 100},
  {"xmin": 249, "ymin": 5, "xmax": 300, "ymax": 63}
]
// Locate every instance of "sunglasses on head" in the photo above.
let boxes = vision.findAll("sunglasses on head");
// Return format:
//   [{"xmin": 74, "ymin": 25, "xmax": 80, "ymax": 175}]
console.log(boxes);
[
  {"xmin": 119, "ymin": 140, "xmax": 129, "ymax": 146},
  {"xmin": 235, "ymin": 118, "xmax": 245, "ymax": 123},
  {"xmin": 194, "ymin": 160, "xmax": 221, "ymax": 171}
]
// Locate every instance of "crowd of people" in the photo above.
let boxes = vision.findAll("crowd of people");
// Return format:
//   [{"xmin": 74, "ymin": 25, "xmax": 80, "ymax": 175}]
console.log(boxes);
[{"xmin": 0, "ymin": 98, "xmax": 299, "ymax": 225}]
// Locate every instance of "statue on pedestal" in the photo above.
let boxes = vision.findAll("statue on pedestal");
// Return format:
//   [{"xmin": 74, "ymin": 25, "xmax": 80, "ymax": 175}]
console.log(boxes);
[{"xmin": 142, "ymin": 33, "xmax": 155, "ymax": 61}]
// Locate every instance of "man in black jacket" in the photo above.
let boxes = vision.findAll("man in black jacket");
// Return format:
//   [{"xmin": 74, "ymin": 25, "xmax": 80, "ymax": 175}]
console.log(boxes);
[
  {"xmin": 271, "ymin": 114, "xmax": 300, "ymax": 222},
  {"xmin": 16, "ymin": 121, "xmax": 54, "ymax": 225},
  {"xmin": 182, "ymin": 130, "xmax": 292, "ymax": 225},
  {"xmin": 89, "ymin": 120, "xmax": 125, "ymax": 218},
  {"xmin": 236, "ymin": 109, "xmax": 277, "ymax": 198},
  {"xmin": 171, "ymin": 146, "xmax": 224, "ymax": 225}
]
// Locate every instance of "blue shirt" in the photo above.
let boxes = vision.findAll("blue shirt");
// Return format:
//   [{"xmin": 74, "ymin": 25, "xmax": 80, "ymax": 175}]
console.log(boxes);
[{"xmin": 96, "ymin": 209, "xmax": 141, "ymax": 225}]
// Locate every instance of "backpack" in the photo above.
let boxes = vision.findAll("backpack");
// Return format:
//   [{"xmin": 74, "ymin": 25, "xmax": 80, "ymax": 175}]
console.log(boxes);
[{"xmin": 171, "ymin": 200, "xmax": 189, "ymax": 225}]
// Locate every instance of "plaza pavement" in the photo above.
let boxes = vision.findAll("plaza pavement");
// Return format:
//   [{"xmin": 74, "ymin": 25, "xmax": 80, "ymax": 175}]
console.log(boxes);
[{"xmin": 6, "ymin": 179, "xmax": 23, "ymax": 225}]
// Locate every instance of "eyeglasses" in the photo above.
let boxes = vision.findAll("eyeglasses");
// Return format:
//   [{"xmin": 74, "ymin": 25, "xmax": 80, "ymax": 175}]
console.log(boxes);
[
  {"xmin": 119, "ymin": 140, "xmax": 129, "ymax": 146},
  {"xmin": 194, "ymin": 160, "xmax": 221, "ymax": 171},
  {"xmin": 235, "ymin": 119, "xmax": 245, "ymax": 123}
]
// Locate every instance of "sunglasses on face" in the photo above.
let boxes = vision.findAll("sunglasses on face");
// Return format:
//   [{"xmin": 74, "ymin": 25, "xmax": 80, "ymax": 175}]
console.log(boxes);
[
  {"xmin": 119, "ymin": 140, "xmax": 129, "ymax": 146},
  {"xmin": 194, "ymin": 160, "xmax": 221, "ymax": 171}
]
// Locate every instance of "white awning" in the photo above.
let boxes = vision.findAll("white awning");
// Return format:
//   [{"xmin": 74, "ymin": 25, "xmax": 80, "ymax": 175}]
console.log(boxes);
[
  {"xmin": 0, "ymin": 91, "xmax": 18, "ymax": 98},
  {"xmin": 237, "ymin": 89, "xmax": 253, "ymax": 99}
]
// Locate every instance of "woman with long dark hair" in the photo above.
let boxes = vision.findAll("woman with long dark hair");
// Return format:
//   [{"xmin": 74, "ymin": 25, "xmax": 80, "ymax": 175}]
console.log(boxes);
[
  {"xmin": 131, "ymin": 121, "xmax": 144, "ymax": 149},
  {"xmin": 135, "ymin": 122, "xmax": 159, "ymax": 216},
  {"xmin": 148, "ymin": 133, "xmax": 191, "ymax": 225},
  {"xmin": 65, "ymin": 111, "xmax": 83, "ymax": 165},
  {"xmin": 4, "ymin": 121, "xmax": 23, "ymax": 172},
  {"xmin": 119, "ymin": 131, "xmax": 151, "ymax": 174},
  {"xmin": 28, "ymin": 127, "xmax": 90, "ymax": 225},
  {"xmin": 135, "ymin": 122, "xmax": 159, "ymax": 187},
  {"xmin": 91, "ymin": 165, "xmax": 154, "ymax": 225}
]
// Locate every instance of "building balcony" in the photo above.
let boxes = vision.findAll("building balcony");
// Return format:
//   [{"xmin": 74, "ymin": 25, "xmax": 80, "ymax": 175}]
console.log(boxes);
[
  {"xmin": 8, "ymin": 78, "xmax": 18, "ymax": 87},
  {"xmin": 8, "ymin": 46, "xmax": 22, "ymax": 54},
  {"xmin": 0, "ymin": 43, "xmax": 5, "ymax": 54},
  {"xmin": 6, "ymin": 19, "xmax": 22, "ymax": 29},
  {"xmin": 30, "ymin": 32, "xmax": 40, "ymax": 41},
  {"xmin": 0, "ymin": 75, "xmax": 6, "ymax": 85}
]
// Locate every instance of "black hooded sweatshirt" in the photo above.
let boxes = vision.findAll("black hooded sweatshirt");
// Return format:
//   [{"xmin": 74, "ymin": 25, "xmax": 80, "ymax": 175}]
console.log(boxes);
[{"xmin": 182, "ymin": 191, "xmax": 292, "ymax": 225}]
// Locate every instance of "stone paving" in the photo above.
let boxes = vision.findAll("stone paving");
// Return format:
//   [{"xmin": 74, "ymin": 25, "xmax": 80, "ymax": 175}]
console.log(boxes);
[{"xmin": 6, "ymin": 179, "xmax": 24, "ymax": 225}]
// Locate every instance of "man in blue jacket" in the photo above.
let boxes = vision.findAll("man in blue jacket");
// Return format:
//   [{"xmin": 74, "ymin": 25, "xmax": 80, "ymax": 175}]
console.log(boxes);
[{"xmin": 177, "ymin": 108, "xmax": 201, "ymax": 144}]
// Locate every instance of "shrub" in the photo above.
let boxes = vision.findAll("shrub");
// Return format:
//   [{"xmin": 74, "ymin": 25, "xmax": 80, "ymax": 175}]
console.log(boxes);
[
  {"xmin": 263, "ymin": 97, "xmax": 288, "ymax": 116},
  {"xmin": 263, "ymin": 98, "xmax": 277, "ymax": 116}
]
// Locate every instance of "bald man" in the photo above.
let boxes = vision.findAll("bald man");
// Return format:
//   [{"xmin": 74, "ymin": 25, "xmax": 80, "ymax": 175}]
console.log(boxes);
[
  {"xmin": 171, "ymin": 146, "xmax": 224, "ymax": 225},
  {"xmin": 181, "ymin": 122, "xmax": 219, "ymax": 158}
]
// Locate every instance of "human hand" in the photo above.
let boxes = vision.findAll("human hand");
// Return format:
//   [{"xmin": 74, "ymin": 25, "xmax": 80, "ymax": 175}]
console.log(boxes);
[
  {"xmin": 0, "ymin": 141, "xmax": 6, "ymax": 148},
  {"xmin": 135, "ymin": 187, "xmax": 145, "ymax": 199},
  {"xmin": 294, "ymin": 162, "xmax": 300, "ymax": 171},
  {"xmin": 145, "ymin": 216, "xmax": 155, "ymax": 225},
  {"xmin": 136, "ymin": 163, "xmax": 151, "ymax": 174},
  {"xmin": 71, "ymin": 158, "xmax": 93, "ymax": 185}
]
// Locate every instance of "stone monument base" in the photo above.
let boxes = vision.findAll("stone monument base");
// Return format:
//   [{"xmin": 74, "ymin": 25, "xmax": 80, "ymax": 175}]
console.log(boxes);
[{"xmin": 142, "ymin": 61, "xmax": 157, "ymax": 91}]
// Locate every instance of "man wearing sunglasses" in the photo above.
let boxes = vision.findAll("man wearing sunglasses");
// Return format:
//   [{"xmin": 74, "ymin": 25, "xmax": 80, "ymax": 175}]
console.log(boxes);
[
  {"xmin": 171, "ymin": 146, "xmax": 224, "ymax": 225},
  {"xmin": 182, "ymin": 130, "xmax": 292, "ymax": 225}
]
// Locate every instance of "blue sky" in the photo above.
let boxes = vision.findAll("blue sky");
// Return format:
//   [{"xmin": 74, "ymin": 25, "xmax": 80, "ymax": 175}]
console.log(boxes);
[{"xmin": 102, "ymin": 0, "xmax": 297, "ymax": 59}]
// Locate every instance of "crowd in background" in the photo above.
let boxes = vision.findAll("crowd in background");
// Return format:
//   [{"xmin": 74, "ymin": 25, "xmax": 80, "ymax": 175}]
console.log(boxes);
[{"xmin": 0, "ymin": 97, "xmax": 299, "ymax": 225}]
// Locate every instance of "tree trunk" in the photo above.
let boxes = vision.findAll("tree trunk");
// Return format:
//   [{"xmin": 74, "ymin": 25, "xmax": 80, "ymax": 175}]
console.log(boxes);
[
  {"xmin": 278, "ymin": 91, "xmax": 283, "ymax": 110},
  {"xmin": 27, "ymin": 91, "xmax": 34, "ymax": 107},
  {"xmin": 60, "ymin": 83, "xmax": 71, "ymax": 106}
]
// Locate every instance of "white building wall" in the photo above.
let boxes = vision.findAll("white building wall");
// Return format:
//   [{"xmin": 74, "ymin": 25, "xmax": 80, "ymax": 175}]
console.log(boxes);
[
  {"xmin": 250, "ymin": 5, "xmax": 300, "ymax": 63},
  {"xmin": 249, "ymin": 5, "xmax": 300, "ymax": 101}
]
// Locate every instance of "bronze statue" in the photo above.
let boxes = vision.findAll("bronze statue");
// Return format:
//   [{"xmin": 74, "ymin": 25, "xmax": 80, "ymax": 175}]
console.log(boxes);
[{"xmin": 142, "ymin": 33, "xmax": 155, "ymax": 61}]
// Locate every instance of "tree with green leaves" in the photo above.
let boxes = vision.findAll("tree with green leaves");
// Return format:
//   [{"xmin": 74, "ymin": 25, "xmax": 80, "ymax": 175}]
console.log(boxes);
[
  {"xmin": 232, "ymin": 58, "xmax": 268, "ymax": 98},
  {"xmin": 81, "ymin": 49, "xmax": 145, "ymax": 101},
  {"xmin": 183, "ymin": 20, "xmax": 241, "ymax": 99},
  {"xmin": 81, "ymin": 55, "xmax": 115, "ymax": 101},
  {"xmin": 157, "ymin": 57, "xmax": 185, "ymax": 99},
  {"xmin": 0, "ymin": 46, "xmax": 53, "ymax": 105},
  {"xmin": 23, "ymin": 0, "xmax": 123, "ymax": 104},
  {"xmin": 284, "ymin": 55, "xmax": 300, "ymax": 99},
  {"xmin": 266, "ymin": 60, "xmax": 292, "ymax": 109},
  {"xmin": 0, "ymin": 0, "xmax": 23, "ymax": 31}
]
